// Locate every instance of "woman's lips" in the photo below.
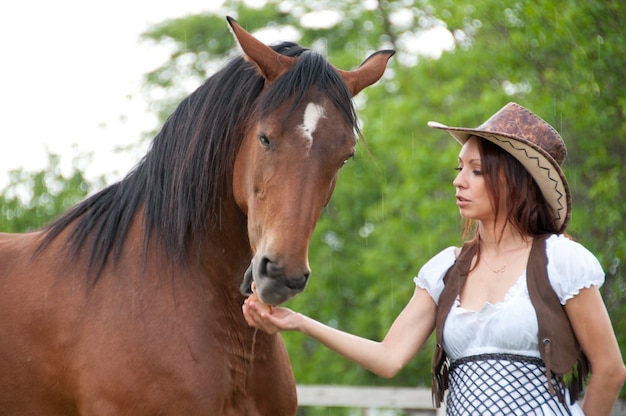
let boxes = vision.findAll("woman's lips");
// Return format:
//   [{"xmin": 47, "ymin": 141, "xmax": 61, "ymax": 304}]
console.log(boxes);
[{"xmin": 456, "ymin": 195, "xmax": 470, "ymax": 207}]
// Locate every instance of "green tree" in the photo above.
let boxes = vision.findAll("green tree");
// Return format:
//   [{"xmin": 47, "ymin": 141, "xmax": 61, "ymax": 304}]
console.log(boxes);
[{"xmin": 0, "ymin": 152, "xmax": 103, "ymax": 233}]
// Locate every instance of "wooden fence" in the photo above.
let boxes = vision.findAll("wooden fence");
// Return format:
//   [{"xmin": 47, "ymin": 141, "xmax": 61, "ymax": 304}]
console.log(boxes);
[
  {"xmin": 296, "ymin": 385, "xmax": 626, "ymax": 415},
  {"xmin": 296, "ymin": 385, "xmax": 445, "ymax": 415}
]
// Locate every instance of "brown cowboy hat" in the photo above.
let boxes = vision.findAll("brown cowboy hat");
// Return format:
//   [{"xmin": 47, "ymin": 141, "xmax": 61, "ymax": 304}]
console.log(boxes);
[{"xmin": 428, "ymin": 102, "xmax": 571, "ymax": 233}]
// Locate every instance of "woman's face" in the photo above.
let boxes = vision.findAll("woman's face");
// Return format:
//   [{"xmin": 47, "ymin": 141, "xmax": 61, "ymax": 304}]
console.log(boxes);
[{"xmin": 453, "ymin": 136, "xmax": 495, "ymax": 222}]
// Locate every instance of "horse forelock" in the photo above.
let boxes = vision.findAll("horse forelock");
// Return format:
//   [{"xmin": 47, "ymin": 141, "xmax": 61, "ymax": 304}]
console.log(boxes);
[
  {"xmin": 259, "ymin": 49, "xmax": 360, "ymax": 137},
  {"xmin": 36, "ymin": 41, "xmax": 359, "ymax": 282}
]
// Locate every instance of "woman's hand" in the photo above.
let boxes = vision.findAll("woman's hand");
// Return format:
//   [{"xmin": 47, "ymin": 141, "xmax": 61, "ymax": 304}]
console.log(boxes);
[{"xmin": 242, "ymin": 296, "xmax": 304, "ymax": 334}]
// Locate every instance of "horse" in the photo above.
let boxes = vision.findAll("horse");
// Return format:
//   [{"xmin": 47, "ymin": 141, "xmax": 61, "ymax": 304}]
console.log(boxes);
[{"xmin": 0, "ymin": 17, "xmax": 393, "ymax": 415}]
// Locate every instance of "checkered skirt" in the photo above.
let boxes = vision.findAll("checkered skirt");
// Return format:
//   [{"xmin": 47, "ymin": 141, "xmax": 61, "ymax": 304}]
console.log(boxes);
[{"xmin": 446, "ymin": 353, "xmax": 580, "ymax": 415}]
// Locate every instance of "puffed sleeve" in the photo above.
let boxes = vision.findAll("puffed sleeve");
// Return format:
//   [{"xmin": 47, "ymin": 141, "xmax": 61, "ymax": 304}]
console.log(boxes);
[
  {"xmin": 413, "ymin": 246, "xmax": 457, "ymax": 305},
  {"xmin": 545, "ymin": 234, "xmax": 605, "ymax": 304}
]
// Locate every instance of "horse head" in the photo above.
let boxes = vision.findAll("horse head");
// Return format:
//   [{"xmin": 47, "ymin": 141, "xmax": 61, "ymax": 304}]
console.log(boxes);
[{"xmin": 228, "ymin": 17, "xmax": 393, "ymax": 305}]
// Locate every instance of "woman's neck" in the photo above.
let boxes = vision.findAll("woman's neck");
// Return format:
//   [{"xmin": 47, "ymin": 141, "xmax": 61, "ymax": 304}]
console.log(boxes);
[{"xmin": 477, "ymin": 221, "xmax": 532, "ymax": 255}]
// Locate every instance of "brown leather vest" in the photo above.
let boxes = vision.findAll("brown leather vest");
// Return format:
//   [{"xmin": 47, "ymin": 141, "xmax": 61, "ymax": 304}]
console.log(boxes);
[{"xmin": 431, "ymin": 236, "xmax": 589, "ymax": 407}]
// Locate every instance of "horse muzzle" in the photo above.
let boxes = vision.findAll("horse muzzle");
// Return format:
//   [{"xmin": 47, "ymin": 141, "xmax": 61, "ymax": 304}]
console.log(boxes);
[{"xmin": 239, "ymin": 256, "xmax": 310, "ymax": 305}]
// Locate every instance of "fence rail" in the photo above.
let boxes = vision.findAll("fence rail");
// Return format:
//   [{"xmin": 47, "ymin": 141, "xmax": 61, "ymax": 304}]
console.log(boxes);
[
  {"xmin": 296, "ymin": 385, "xmax": 445, "ymax": 415},
  {"xmin": 296, "ymin": 385, "xmax": 626, "ymax": 415}
]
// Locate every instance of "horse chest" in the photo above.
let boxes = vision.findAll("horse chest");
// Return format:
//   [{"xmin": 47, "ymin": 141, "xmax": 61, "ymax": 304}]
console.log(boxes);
[{"xmin": 70, "ymin": 292, "xmax": 296, "ymax": 415}]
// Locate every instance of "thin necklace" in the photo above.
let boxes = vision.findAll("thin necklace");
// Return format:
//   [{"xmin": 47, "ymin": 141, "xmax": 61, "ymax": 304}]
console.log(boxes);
[
  {"xmin": 481, "ymin": 255, "xmax": 509, "ymax": 274},
  {"xmin": 480, "ymin": 239, "xmax": 531, "ymax": 273}
]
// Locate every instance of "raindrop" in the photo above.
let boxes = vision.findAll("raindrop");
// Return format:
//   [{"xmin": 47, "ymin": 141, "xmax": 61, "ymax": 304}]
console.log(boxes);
[
  {"xmin": 323, "ymin": 231, "xmax": 343, "ymax": 251},
  {"xmin": 359, "ymin": 221, "xmax": 374, "ymax": 238}
]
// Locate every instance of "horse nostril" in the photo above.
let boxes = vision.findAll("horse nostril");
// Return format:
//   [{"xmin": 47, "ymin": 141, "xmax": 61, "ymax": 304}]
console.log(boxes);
[
  {"xmin": 260, "ymin": 257, "xmax": 309, "ymax": 291},
  {"xmin": 260, "ymin": 256, "xmax": 287, "ymax": 279},
  {"xmin": 285, "ymin": 271, "xmax": 309, "ymax": 291},
  {"xmin": 258, "ymin": 256, "xmax": 271, "ymax": 277}
]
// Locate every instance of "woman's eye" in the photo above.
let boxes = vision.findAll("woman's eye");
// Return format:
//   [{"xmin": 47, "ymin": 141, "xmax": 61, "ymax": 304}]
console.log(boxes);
[{"xmin": 454, "ymin": 166, "xmax": 482, "ymax": 175}]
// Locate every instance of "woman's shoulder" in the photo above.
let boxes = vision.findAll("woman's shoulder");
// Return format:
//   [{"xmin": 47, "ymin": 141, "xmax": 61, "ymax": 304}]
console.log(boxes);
[
  {"xmin": 545, "ymin": 234, "xmax": 602, "ymax": 268},
  {"xmin": 544, "ymin": 234, "xmax": 605, "ymax": 304},
  {"xmin": 413, "ymin": 246, "xmax": 457, "ymax": 304}
]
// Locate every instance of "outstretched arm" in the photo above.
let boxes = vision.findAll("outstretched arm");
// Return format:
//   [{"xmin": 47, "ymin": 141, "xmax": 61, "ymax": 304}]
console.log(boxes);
[{"xmin": 242, "ymin": 286, "xmax": 437, "ymax": 378}]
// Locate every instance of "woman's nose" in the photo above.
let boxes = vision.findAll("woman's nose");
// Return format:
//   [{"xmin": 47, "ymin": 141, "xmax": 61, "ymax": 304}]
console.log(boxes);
[{"xmin": 453, "ymin": 171, "xmax": 464, "ymax": 189}]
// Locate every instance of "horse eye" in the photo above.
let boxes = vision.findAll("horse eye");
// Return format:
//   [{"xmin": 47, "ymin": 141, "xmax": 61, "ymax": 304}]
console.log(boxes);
[
  {"xmin": 258, "ymin": 133, "xmax": 272, "ymax": 149},
  {"xmin": 342, "ymin": 154, "xmax": 355, "ymax": 166}
]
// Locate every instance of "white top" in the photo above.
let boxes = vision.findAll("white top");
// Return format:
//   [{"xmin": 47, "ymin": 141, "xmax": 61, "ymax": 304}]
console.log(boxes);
[{"xmin": 414, "ymin": 234, "xmax": 605, "ymax": 361}]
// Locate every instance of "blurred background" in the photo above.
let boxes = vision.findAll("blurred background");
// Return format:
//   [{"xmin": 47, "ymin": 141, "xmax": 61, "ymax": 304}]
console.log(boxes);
[{"xmin": 1, "ymin": 0, "xmax": 624, "ymax": 414}]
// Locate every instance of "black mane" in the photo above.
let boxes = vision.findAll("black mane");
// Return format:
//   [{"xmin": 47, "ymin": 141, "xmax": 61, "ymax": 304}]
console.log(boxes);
[{"xmin": 37, "ymin": 42, "xmax": 358, "ymax": 281}]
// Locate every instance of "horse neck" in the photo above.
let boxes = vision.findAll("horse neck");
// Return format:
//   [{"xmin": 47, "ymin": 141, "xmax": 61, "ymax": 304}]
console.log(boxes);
[{"xmin": 190, "ymin": 198, "xmax": 252, "ymax": 290}]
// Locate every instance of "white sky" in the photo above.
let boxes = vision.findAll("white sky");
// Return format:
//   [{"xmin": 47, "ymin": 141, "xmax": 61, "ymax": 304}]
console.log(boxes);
[{"xmin": 0, "ymin": 1, "xmax": 223, "ymax": 189}]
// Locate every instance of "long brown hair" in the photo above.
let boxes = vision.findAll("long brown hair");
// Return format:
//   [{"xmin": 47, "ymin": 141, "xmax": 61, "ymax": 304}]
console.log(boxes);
[{"xmin": 463, "ymin": 137, "xmax": 560, "ymax": 242}]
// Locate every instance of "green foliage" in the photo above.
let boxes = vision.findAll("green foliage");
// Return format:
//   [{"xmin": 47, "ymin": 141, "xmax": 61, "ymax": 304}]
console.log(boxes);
[{"xmin": 0, "ymin": 152, "xmax": 101, "ymax": 233}]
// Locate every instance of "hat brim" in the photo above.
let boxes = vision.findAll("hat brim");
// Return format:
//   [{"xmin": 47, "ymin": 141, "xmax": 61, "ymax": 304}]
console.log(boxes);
[{"xmin": 428, "ymin": 121, "xmax": 571, "ymax": 233}]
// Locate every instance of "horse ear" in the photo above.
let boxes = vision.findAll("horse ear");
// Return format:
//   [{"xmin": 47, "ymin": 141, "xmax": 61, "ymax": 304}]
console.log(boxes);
[
  {"xmin": 336, "ymin": 50, "xmax": 395, "ymax": 97},
  {"xmin": 227, "ymin": 16, "xmax": 297, "ymax": 83}
]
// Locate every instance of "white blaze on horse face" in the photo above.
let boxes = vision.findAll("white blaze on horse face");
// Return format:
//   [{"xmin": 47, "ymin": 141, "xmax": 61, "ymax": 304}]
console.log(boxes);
[{"xmin": 299, "ymin": 102, "xmax": 325, "ymax": 154}]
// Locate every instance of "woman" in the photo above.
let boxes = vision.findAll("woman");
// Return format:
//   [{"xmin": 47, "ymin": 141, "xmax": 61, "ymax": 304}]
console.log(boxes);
[{"xmin": 243, "ymin": 102, "xmax": 626, "ymax": 415}]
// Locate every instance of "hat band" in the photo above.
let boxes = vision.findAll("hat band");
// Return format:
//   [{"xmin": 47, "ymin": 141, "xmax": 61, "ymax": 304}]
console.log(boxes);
[{"xmin": 482, "ymin": 133, "xmax": 568, "ymax": 229}]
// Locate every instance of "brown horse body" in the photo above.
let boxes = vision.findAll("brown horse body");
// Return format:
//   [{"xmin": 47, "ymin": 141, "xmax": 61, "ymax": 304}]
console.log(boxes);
[{"xmin": 0, "ymin": 18, "xmax": 392, "ymax": 415}]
